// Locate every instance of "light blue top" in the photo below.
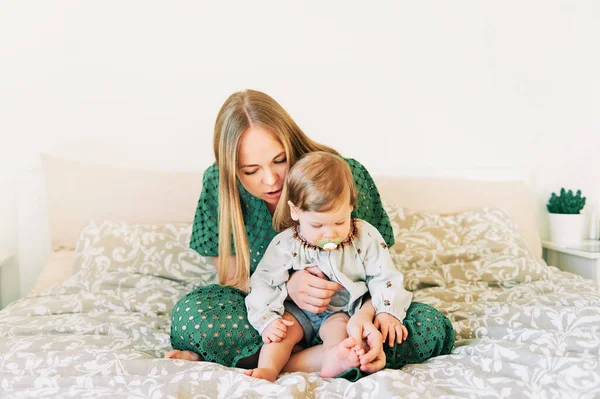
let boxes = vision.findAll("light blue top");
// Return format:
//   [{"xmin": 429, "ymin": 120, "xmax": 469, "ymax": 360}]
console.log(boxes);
[{"xmin": 245, "ymin": 219, "xmax": 412, "ymax": 334}]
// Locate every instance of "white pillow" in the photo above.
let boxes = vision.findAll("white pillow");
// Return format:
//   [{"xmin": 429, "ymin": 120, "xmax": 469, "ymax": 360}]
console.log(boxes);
[{"xmin": 29, "ymin": 250, "xmax": 76, "ymax": 295}]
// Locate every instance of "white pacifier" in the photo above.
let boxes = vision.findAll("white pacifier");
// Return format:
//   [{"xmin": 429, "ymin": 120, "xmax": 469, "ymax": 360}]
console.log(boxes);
[{"xmin": 317, "ymin": 238, "xmax": 342, "ymax": 251}]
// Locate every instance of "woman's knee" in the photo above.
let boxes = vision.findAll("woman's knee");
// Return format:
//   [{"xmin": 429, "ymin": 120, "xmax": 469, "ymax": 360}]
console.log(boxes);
[
  {"xmin": 170, "ymin": 284, "xmax": 262, "ymax": 366},
  {"xmin": 404, "ymin": 302, "xmax": 455, "ymax": 356},
  {"xmin": 382, "ymin": 303, "xmax": 455, "ymax": 369}
]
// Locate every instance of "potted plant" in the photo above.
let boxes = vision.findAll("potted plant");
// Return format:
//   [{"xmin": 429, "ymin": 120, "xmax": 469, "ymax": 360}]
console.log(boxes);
[{"xmin": 547, "ymin": 188, "xmax": 586, "ymax": 246}]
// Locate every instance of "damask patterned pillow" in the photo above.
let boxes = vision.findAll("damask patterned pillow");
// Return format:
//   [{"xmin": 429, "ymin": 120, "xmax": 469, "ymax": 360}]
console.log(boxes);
[
  {"xmin": 384, "ymin": 204, "xmax": 548, "ymax": 290},
  {"xmin": 72, "ymin": 220, "xmax": 218, "ymax": 286}
]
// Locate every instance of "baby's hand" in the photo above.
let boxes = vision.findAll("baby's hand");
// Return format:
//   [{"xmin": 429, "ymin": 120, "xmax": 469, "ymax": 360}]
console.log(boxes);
[
  {"xmin": 261, "ymin": 318, "xmax": 295, "ymax": 344},
  {"xmin": 374, "ymin": 313, "xmax": 408, "ymax": 347}
]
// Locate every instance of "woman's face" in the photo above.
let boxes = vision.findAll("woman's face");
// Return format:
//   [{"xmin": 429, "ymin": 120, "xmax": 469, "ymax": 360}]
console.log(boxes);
[{"xmin": 237, "ymin": 126, "xmax": 289, "ymax": 209}]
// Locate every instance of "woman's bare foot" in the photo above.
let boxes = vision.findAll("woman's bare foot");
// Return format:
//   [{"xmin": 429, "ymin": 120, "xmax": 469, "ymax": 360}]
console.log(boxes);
[
  {"xmin": 320, "ymin": 337, "xmax": 361, "ymax": 378},
  {"xmin": 244, "ymin": 368, "xmax": 278, "ymax": 382},
  {"xmin": 164, "ymin": 350, "xmax": 202, "ymax": 361}
]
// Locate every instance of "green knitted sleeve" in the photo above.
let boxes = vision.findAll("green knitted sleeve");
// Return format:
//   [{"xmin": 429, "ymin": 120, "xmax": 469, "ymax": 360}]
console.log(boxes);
[
  {"xmin": 189, "ymin": 164, "xmax": 220, "ymax": 257},
  {"xmin": 189, "ymin": 159, "xmax": 394, "ymax": 258},
  {"xmin": 345, "ymin": 158, "xmax": 395, "ymax": 247}
]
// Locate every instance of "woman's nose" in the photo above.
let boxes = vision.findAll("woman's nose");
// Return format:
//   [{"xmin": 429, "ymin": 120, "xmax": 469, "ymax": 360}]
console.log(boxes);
[{"xmin": 263, "ymin": 168, "xmax": 277, "ymax": 185}]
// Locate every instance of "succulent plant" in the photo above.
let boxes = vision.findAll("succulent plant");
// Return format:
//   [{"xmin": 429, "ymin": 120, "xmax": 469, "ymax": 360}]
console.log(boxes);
[{"xmin": 547, "ymin": 188, "xmax": 586, "ymax": 214}]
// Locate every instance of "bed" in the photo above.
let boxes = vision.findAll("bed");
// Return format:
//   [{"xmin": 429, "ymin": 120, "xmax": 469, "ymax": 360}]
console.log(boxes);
[{"xmin": 1, "ymin": 154, "xmax": 599, "ymax": 398}]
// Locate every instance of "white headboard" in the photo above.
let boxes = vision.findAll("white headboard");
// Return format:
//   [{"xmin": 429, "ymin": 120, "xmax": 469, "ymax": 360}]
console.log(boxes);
[{"xmin": 14, "ymin": 154, "xmax": 538, "ymax": 300}]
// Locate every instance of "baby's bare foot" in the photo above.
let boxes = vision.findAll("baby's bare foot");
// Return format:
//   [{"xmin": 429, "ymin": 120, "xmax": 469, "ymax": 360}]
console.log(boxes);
[
  {"xmin": 320, "ymin": 337, "xmax": 361, "ymax": 378},
  {"xmin": 164, "ymin": 350, "xmax": 202, "ymax": 361},
  {"xmin": 244, "ymin": 368, "xmax": 279, "ymax": 382}
]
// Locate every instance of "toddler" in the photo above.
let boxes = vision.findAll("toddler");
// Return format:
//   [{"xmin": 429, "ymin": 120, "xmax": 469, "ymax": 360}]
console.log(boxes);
[{"xmin": 244, "ymin": 151, "xmax": 412, "ymax": 381}]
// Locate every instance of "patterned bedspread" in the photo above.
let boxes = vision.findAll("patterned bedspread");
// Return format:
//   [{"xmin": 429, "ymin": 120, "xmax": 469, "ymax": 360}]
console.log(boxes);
[{"xmin": 1, "ymin": 212, "xmax": 599, "ymax": 398}]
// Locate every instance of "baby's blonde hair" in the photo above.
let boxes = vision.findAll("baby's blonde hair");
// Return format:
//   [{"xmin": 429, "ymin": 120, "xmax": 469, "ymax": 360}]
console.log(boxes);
[{"xmin": 273, "ymin": 151, "xmax": 357, "ymax": 232}]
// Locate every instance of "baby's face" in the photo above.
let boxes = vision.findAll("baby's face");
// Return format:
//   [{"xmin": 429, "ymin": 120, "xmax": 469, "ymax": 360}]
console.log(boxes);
[{"xmin": 292, "ymin": 198, "xmax": 353, "ymax": 248}]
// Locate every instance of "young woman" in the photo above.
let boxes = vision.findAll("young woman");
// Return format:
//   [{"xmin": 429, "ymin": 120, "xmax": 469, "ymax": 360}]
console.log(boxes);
[{"xmin": 166, "ymin": 90, "xmax": 454, "ymax": 380}]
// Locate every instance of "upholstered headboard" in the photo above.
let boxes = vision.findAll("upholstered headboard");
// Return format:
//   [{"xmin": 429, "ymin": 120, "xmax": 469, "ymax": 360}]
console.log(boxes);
[
  {"xmin": 42, "ymin": 154, "xmax": 203, "ymax": 251},
  {"xmin": 26, "ymin": 154, "xmax": 542, "ymax": 295},
  {"xmin": 40, "ymin": 154, "xmax": 540, "ymax": 257},
  {"xmin": 41, "ymin": 154, "xmax": 541, "ymax": 257}
]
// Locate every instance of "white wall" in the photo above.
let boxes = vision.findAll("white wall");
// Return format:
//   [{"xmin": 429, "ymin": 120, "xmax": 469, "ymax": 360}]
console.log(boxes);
[
  {"xmin": 0, "ymin": 169, "xmax": 18, "ymax": 309},
  {"xmin": 1, "ymin": 1, "xmax": 599, "ymax": 303}
]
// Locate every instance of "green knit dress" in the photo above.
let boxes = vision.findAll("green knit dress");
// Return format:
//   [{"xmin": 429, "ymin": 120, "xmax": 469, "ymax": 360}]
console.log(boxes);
[{"xmin": 170, "ymin": 158, "xmax": 454, "ymax": 380}]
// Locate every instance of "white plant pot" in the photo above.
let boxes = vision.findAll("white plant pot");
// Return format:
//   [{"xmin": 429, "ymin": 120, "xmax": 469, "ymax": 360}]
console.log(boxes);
[{"xmin": 548, "ymin": 213, "xmax": 583, "ymax": 246}]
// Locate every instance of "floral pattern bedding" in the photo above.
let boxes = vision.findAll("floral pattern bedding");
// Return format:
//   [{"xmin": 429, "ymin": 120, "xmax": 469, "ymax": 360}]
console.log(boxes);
[{"xmin": 1, "ymin": 207, "xmax": 599, "ymax": 398}]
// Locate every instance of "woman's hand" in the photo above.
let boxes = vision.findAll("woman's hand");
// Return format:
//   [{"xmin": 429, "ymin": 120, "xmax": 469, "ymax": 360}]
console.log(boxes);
[
  {"xmin": 286, "ymin": 267, "xmax": 341, "ymax": 314},
  {"xmin": 261, "ymin": 318, "xmax": 294, "ymax": 344},
  {"xmin": 374, "ymin": 313, "xmax": 408, "ymax": 347},
  {"xmin": 347, "ymin": 317, "xmax": 386, "ymax": 374}
]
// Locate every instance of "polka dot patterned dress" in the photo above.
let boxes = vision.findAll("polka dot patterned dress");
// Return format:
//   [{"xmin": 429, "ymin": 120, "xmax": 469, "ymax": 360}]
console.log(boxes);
[{"xmin": 170, "ymin": 285, "xmax": 262, "ymax": 367}]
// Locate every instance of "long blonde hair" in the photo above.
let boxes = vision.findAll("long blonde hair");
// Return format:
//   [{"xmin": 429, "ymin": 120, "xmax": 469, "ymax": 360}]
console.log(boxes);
[
  {"xmin": 273, "ymin": 152, "xmax": 358, "ymax": 232},
  {"xmin": 214, "ymin": 89, "xmax": 338, "ymax": 291}
]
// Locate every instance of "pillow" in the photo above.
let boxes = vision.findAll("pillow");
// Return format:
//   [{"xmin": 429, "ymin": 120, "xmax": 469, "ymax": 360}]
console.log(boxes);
[
  {"xmin": 385, "ymin": 204, "xmax": 548, "ymax": 291},
  {"xmin": 42, "ymin": 154, "xmax": 204, "ymax": 251},
  {"xmin": 375, "ymin": 177, "xmax": 542, "ymax": 259},
  {"xmin": 29, "ymin": 250, "xmax": 76, "ymax": 295},
  {"xmin": 72, "ymin": 220, "xmax": 218, "ymax": 286}
]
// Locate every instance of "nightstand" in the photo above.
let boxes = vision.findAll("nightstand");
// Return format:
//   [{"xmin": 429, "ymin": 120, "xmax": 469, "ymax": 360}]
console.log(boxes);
[
  {"xmin": 542, "ymin": 240, "xmax": 600, "ymax": 286},
  {"xmin": 0, "ymin": 249, "xmax": 16, "ymax": 310}
]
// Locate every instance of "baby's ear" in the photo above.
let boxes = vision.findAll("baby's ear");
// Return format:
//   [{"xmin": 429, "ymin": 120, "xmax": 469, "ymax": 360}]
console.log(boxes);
[{"xmin": 288, "ymin": 201, "xmax": 300, "ymax": 221}]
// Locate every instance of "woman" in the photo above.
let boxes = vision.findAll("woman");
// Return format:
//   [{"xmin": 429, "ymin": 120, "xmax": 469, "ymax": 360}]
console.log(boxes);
[{"xmin": 166, "ymin": 90, "xmax": 454, "ymax": 380}]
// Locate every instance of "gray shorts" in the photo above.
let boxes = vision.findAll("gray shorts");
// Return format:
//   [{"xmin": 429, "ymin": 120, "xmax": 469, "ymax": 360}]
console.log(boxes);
[{"xmin": 284, "ymin": 301, "xmax": 345, "ymax": 346}]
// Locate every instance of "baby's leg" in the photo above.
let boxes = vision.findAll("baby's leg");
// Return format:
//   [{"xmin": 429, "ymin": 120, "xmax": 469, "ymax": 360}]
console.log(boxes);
[
  {"xmin": 282, "ymin": 344, "xmax": 323, "ymax": 373},
  {"xmin": 319, "ymin": 313, "xmax": 361, "ymax": 378},
  {"xmin": 244, "ymin": 312, "xmax": 304, "ymax": 382}
]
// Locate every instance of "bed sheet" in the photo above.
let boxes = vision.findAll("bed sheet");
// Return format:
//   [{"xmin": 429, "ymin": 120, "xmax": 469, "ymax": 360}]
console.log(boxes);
[{"xmin": 1, "ymin": 218, "xmax": 599, "ymax": 398}]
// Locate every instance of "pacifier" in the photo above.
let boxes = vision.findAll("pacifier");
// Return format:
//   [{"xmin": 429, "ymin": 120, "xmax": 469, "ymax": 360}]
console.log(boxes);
[{"xmin": 316, "ymin": 238, "xmax": 342, "ymax": 251}]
